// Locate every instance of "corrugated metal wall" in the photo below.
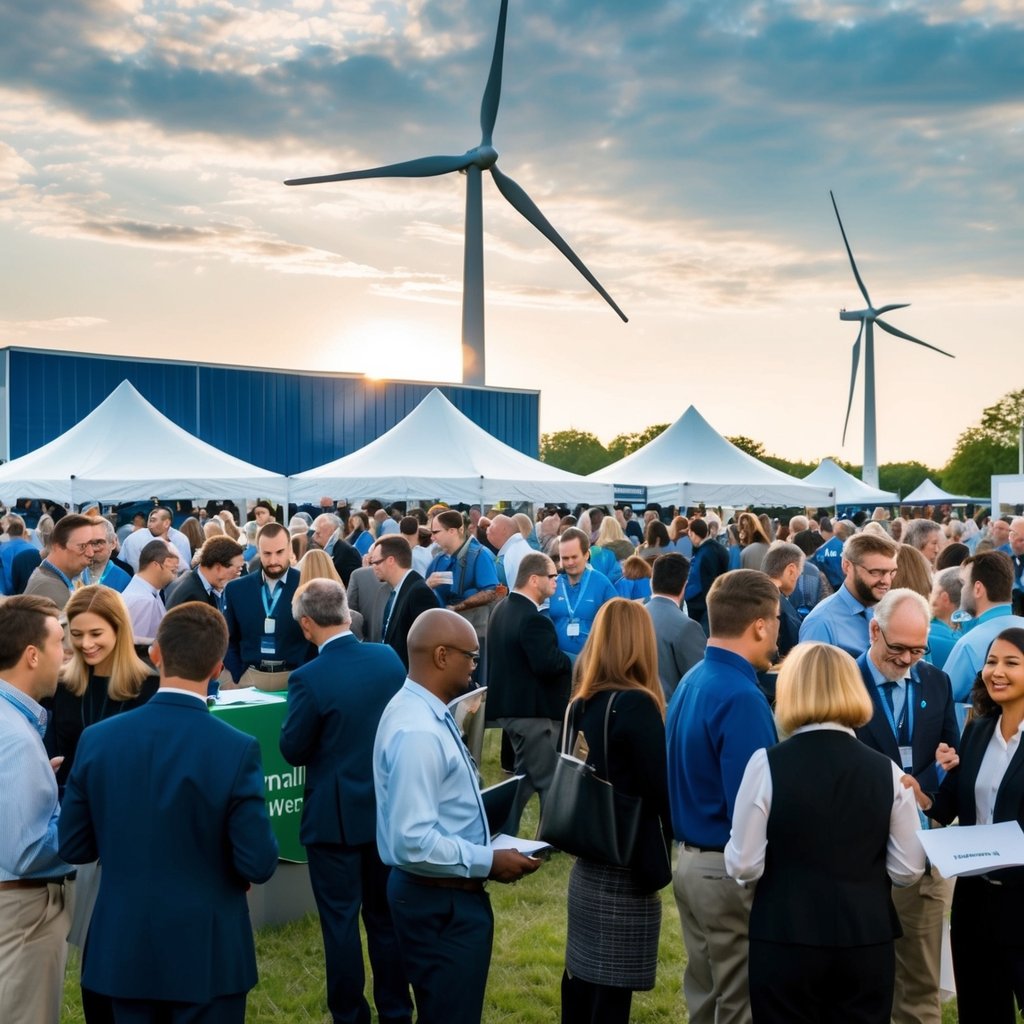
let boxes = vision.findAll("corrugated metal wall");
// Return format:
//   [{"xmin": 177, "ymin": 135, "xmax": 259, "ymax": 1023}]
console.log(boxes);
[{"xmin": 4, "ymin": 349, "xmax": 539, "ymax": 474}]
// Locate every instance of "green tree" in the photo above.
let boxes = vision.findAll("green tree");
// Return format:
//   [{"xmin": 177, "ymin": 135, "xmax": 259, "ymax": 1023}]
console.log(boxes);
[
  {"xmin": 878, "ymin": 462, "xmax": 933, "ymax": 498},
  {"xmin": 943, "ymin": 389, "xmax": 1024, "ymax": 497},
  {"xmin": 726, "ymin": 435, "xmax": 767, "ymax": 460},
  {"xmin": 606, "ymin": 423, "xmax": 670, "ymax": 462},
  {"xmin": 539, "ymin": 429, "xmax": 612, "ymax": 475}
]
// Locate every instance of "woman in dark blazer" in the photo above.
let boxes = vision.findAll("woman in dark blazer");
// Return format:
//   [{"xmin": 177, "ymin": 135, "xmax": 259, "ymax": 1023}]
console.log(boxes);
[
  {"xmin": 909, "ymin": 627, "xmax": 1024, "ymax": 1024},
  {"xmin": 726, "ymin": 642, "xmax": 925, "ymax": 1024},
  {"xmin": 559, "ymin": 599, "xmax": 672, "ymax": 1024}
]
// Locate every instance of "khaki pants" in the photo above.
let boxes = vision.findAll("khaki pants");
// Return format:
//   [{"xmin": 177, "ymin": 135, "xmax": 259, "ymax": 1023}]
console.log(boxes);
[
  {"xmin": 0, "ymin": 882, "xmax": 70, "ymax": 1024},
  {"xmin": 673, "ymin": 846, "xmax": 754, "ymax": 1024},
  {"xmin": 238, "ymin": 667, "xmax": 292, "ymax": 691},
  {"xmin": 891, "ymin": 869, "xmax": 954, "ymax": 1024}
]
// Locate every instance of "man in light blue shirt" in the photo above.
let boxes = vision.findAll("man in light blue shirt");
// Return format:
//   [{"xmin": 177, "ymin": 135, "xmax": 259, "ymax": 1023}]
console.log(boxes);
[
  {"xmin": 374, "ymin": 608, "xmax": 540, "ymax": 1024},
  {"xmin": 800, "ymin": 532, "xmax": 899, "ymax": 658},
  {"xmin": 0, "ymin": 594, "xmax": 72, "ymax": 1024},
  {"xmin": 547, "ymin": 527, "xmax": 616, "ymax": 659},
  {"xmin": 944, "ymin": 552, "xmax": 1024, "ymax": 703}
]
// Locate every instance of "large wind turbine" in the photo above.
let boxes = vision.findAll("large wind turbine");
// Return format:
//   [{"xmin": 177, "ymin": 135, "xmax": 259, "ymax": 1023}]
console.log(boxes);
[
  {"xmin": 285, "ymin": 0, "xmax": 627, "ymax": 387},
  {"xmin": 830, "ymin": 190, "xmax": 954, "ymax": 487}
]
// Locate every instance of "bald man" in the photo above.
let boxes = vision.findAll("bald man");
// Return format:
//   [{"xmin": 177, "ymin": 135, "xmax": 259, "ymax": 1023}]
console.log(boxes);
[{"xmin": 373, "ymin": 609, "xmax": 540, "ymax": 1024}]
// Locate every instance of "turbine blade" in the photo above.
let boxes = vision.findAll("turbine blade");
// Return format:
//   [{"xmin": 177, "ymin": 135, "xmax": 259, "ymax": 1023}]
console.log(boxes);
[
  {"xmin": 285, "ymin": 154, "xmax": 471, "ymax": 186},
  {"xmin": 490, "ymin": 165, "xmax": 628, "ymax": 322},
  {"xmin": 842, "ymin": 322, "xmax": 864, "ymax": 446},
  {"xmin": 480, "ymin": 0, "xmax": 509, "ymax": 147},
  {"xmin": 874, "ymin": 303, "xmax": 909, "ymax": 315},
  {"xmin": 830, "ymin": 190, "xmax": 873, "ymax": 309},
  {"xmin": 875, "ymin": 319, "xmax": 955, "ymax": 358}
]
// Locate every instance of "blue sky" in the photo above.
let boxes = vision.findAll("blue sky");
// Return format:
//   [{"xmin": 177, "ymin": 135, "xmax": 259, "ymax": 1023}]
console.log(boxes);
[{"xmin": 0, "ymin": 0, "xmax": 1020, "ymax": 469}]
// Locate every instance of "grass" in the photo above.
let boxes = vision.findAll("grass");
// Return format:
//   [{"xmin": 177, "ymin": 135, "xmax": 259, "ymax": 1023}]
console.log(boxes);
[{"xmin": 62, "ymin": 729, "xmax": 965, "ymax": 1022}]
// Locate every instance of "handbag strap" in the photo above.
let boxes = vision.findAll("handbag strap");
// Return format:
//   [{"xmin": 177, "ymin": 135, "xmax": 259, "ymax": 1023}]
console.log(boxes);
[{"xmin": 561, "ymin": 692, "xmax": 619, "ymax": 778}]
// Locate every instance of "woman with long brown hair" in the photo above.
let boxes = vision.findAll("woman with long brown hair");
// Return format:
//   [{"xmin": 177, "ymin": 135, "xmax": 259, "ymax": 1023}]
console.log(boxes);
[{"xmin": 560, "ymin": 599, "xmax": 672, "ymax": 1024}]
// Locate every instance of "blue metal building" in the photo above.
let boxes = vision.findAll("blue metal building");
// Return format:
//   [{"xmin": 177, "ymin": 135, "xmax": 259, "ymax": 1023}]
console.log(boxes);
[{"xmin": 0, "ymin": 347, "xmax": 539, "ymax": 475}]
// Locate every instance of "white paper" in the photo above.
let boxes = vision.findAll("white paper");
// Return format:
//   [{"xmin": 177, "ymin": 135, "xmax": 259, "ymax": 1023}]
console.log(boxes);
[
  {"xmin": 916, "ymin": 820, "xmax": 1024, "ymax": 878},
  {"xmin": 213, "ymin": 687, "xmax": 286, "ymax": 707},
  {"xmin": 491, "ymin": 834, "xmax": 552, "ymax": 857}
]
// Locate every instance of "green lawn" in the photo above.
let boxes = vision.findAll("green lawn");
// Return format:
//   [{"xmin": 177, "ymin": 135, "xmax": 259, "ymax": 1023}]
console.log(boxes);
[{"xmin": 62, "ymin": 728, "xmax": 964, "ymax": 1022}]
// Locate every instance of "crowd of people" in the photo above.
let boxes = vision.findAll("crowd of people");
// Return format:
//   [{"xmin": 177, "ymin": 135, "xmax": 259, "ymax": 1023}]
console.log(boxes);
[{"xmin": 2, "ymin": 493, "xmax": 1024, "ymax": 1023}]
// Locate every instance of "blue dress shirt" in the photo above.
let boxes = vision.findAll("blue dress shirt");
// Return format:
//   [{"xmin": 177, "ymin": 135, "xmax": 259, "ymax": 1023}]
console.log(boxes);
[
  {"xmin": 798, "ymin": 583, "xmax": 873, "ymax": 657},
  {"xmin": 546, "ymin": 566, "xmax": 617, "ymax": 657},
  {"xmin": 944, "ymin": 605, "xmax": 1024, "ymax": 702}
]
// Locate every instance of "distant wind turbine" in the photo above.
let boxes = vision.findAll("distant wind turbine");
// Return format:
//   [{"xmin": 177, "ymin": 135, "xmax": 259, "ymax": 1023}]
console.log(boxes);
[
  {"xmin": 284, "ymin": 0, "xmax": 627, "ymax": 387},
  {"xmin": 830, "ymin": 190, "xmax": 954, "ymax": 488}
]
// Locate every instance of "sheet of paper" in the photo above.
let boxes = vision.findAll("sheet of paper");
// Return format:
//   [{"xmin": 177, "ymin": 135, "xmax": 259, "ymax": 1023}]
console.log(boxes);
[
  {"xmin": 213, "ymin": 687, "xmax": 287, "ymax": 707},
  {"xmin": 491, "ymin": 834, "xmax": 553, "ymax": 857},
  {"xmin": 916, "ymin": 820, "xmax": 1024, "ymax": 877}
]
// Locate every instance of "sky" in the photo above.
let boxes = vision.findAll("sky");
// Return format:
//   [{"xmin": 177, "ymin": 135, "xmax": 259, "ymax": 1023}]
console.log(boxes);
[{"xmin": 0, "ymin": 0, "xmax": 1021, "ymax": 471}]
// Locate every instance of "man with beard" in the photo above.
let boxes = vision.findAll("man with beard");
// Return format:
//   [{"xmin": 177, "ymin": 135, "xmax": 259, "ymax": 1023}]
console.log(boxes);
[
  {"xmin": 799, "ymin": 532, "xmax": 899, "ymax": 658},
  {"xmin": 223, "ymin": 522, "xmax": 312, "ymax": 688}
]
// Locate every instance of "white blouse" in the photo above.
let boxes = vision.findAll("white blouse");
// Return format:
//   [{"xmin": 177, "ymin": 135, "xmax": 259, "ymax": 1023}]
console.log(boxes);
[
  {"xmin": 974, "ymin": 718, "xmax": 1024, "ymax": 826},
  {"xmin": 725, "ymin": 722, "xmax": 926, "ymax": 887}
]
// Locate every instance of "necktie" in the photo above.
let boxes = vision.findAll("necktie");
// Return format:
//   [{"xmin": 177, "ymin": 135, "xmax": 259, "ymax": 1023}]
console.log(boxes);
[
  {"xmin": 882, "ymin": 681, "xmax": 910, "ymax": 744},
  {"xmin": 381, "ymin": 589, "xmax": 397, "ymax": 638}
]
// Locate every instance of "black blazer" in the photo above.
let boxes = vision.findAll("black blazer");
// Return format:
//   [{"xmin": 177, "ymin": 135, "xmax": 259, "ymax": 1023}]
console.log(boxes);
[
  {"xmin": 855, "ymin": 654, "xmax": 960, "ymax": 792},
  {"xmin": 330, "ymin": 539, "xmax": 362, "ymax": 587},
  {"xmin": 382, "ymin": 571, "xmax": 439, "ymax": 668},
  {"xmin": 165, "ymin": 568, "xmax": 220, "ymax": 610},
  {"xmin": 486, "ymin": 592, "xmax": 572, "ymax": 721}
]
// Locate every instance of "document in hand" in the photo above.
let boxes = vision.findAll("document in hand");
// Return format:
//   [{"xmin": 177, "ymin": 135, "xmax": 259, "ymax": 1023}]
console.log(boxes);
[
  {"xmin": 490, "ymin": 834, "xmax": 553, "ymax": 858},
  {"xmin": 916, "ymin": 820, "xmax": 1024, "ymax": 878}
]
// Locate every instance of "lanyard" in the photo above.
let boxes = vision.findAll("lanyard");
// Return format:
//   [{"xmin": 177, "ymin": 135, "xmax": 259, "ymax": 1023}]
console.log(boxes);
[
  {"xmin": 262, "ymin": 582, "xmax": 283, "ymax": 619},
  {"xmin": 879, "ymin": 678, "xmax": 914, "ymax": 741},
  {"xmin": 41, "ymin": 559, "xmax": 74, "ymax": 591},
  {"xmin": 559, "ymin": 568, "xmax": 592, "ymax": 619},
  {"xmin": 82, "ymin": 563, "xmax": 111, "ymax": 587}
]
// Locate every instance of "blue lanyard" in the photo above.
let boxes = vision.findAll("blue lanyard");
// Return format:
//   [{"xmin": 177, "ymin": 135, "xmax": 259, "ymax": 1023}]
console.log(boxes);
[
  {"xmin": 559, "ymin": 569, "xmax": 593, "ymax": 619},
  {"xmin": 82, "ymin": 563, "xmax": 111, "ymax": 587},
  {"xmin": 879, "ymin": 678, "xmax": 914, "ymax": 741},
  {"xmin": 261, "ymin": 582, "xmax": 283, "ymax": 618},
  {"xmin": 41, "ymin": 559, "xmax": 74, "ymax": 592}
]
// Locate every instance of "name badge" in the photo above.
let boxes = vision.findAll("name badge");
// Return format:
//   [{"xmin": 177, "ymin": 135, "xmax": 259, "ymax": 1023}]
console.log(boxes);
[
  {"xmin": 260, "ymin": 637, "xmax": 276, "ymax": 657},
  {"xmin": 899, "ymin": 746, "xmax": 913, "ymax": 772},
  {"xmin": 264, "ymin": 618, "xmax": 276, "ymax": 635},
  {"xmin": 566, "ymin": 620, "xmax": 581, "ymax": 638}
]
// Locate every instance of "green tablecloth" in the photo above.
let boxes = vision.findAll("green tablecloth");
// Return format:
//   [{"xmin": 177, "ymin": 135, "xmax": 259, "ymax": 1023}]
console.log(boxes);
[{"xmin": 211, "ymin": 694, "xmax": 306, "ymax": 863}]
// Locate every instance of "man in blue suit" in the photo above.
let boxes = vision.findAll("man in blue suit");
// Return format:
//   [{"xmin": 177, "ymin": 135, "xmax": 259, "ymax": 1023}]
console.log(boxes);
[
  {"xmin": 58, "ymin": 601, "xmax": 279, "ymax": 1024},
  {"xmin": 280, "ymin": 579, "xmax": 412, "ymax": 1024}
]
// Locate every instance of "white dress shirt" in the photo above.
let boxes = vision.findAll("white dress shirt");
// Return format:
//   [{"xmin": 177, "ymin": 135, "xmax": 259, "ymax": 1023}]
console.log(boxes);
[{"xmin": 975, "ymin": 717, "xmax": 1024, "ymax": 825}]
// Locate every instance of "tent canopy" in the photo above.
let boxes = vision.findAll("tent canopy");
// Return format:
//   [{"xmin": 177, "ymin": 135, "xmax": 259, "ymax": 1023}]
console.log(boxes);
[
  {"xmin": 588, "ymin": 405, "xmax": 834, "ymax": 508},
  {"xmin": 802, "ymin": 458, "xmax": 898, "ymax": 507},
  {"xmin": 992, "ymin": 474, "xmax": 1024, "ymax": 511},
  {"xmin": 902, "ymin": 478, "xmax": 985, "ymax": 505},
  {"xmin": 289, "ymin": 388, "xmax": 613, "ymax": 504},
  {"xmin": 0, "ymin": 380, "xmax": 289, "ymax": 504}
]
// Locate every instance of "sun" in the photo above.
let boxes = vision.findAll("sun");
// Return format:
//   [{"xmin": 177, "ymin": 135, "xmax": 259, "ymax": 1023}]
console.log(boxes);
[{"xmin": 332, "ymin": 320, "xmax": 461, "ymax": 383}]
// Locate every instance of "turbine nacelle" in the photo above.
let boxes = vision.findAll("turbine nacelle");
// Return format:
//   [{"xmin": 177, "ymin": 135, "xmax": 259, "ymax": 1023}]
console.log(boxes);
[{"xmin": 465, "ymin": 145, "xmax": 499, "ymax": 170}]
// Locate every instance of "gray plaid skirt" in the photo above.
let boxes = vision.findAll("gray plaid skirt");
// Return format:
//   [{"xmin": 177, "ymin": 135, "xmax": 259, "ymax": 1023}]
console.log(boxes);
[{"xmin": 565, "ymin": 857, "xmax": 662, "ymax": 990}]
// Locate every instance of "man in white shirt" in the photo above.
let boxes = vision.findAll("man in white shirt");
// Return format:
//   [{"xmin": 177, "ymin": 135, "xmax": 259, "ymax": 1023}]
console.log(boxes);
[
  {"xmin": 122, "ymin": 540, "xmax": 179, "ymax": 643},
  {"xmin": 487, "ymin": 514, "xmax": 530, "ymax": 591},
  {"xmin": 119, "ymin": 507, "xmax": 190, "ymax": 573}
]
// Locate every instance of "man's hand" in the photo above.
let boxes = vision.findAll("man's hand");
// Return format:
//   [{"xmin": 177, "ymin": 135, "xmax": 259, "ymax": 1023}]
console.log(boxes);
[
  {"xmin": 49, "ymin": 756, "xmax": 64, "ymax": 775},
  {"xmin": 935, "ymin": 742, "xmax": 959, "ymax": 771},
  {"xmin": 900, "ymin": 773, "xmax": 934, "ymax": 812},
  {"xmin": 488, "ymin": 849, "xmax": 542, "ymax": 884}
]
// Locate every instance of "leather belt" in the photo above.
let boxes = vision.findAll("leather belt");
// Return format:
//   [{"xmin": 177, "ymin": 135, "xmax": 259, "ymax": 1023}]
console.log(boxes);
[
  {"xmin": 0, "ymin": 877, "xmax": 69, "ymax": 890},
  {"xmin": 252, "ymin": 661, "xmax": 292, "ymax": 672},
  {"xmin": 397, "ymin": 870, "xmax": 486, "ymax": 893}
]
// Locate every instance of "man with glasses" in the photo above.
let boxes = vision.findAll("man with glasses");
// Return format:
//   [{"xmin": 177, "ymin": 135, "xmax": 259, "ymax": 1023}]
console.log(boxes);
[
  {"xmin": 80, "ymin": 517, "xmax": 131, "ymax": 592},
  {"xmin": 799, "ymin": 532, "xmax": 899, "ymax": 657},
  {"xmin": 370, "ymin": 535, "xmax": 439, "ymax": 669},
  {"xmin": 854, "ymin": 588, "xmax": 959, "ymax": 1024},
  {"xmin": 23, "ymin": 513, "xmax": 95, "ymax": 610}
]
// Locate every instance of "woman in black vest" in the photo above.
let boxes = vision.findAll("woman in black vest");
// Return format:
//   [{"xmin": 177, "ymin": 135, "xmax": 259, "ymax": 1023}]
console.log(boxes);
[
  {"xmin": 908, "ymin": 628, "xmax": 1024, "ymax": 1023},
  {"xmin": 560, "ymin": 599, "xmax": 672, "ymax": 1024},
  {"xmin": 726, "ymin": 642, "xmax": 925, "ymax": 1023}
]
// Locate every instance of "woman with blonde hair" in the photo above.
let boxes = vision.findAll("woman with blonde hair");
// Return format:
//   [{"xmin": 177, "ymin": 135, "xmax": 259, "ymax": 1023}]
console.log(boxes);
[
  {"xmin": 217, "ymin": 509, "xmax": 241, "ymax": 541},
  {"xmin": 560, "ymin": 599, "xmax": 672, "ymax": 1024},
  {"xmin": 892, "ymin": 543, "xmax": 933, "ymax": 599},
  {"xmin": 726, "ymin": 643, "xmax": 924, "ymax": 1023},
  {"xmin": 595, "ymin": 515, "xmax": 634, "ymax": 563},
  {"xmin": 297, "ymin": 549, "xmax": 365, "ymax": 639}
]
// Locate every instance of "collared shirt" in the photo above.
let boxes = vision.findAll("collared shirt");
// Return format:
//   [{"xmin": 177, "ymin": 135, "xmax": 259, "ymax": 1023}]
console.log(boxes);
[
  {"xmin": 496, "ymin": 533, "xmax": 530, "ymax": 590},
  {"xmin": 926, "ymin": 618, "xmax": 959, "ymax": 671},
  {"xmin": 798, "ymin": 583, "xmax": 874, "ymax": 658},
  {"xmin": 975, "ymin": 718, "xmax": 1024, "ymax": 825},
  {"xmin": 157, "ymin": 687, "xmax": 209, "ymax": 706},
  {"xmin": 120, "ymin": 527, "xmax": 191, "ymax": 573},
  {"xmin": 373, "ymin": 680, "xmax": 492, "ymax": 878},
  {"xmin": 318, "ymin": 629, "xmax": 352, "ymax": 654},
  {"xmin": 426, "ymin": 537, "xmax": 498, "ymax": 606},
  {"xmin": 546, "ymin": 566, "xmax": 617, "ymax": 657},
  {"xmin": 0, "ymin": 678, "xmax": 72, "ymax": 882},
  {"xmin": 864, "ymin": 656, "xmax": 909, "ymax": 730},
  {"xmin": 122, "ymin": 575, "xmax": 166, "ymax": 642},
  {"xmin": 666, "ymin": 646, "xmax": 778, "ymax": 849},
  {"xmin": 944, "ymin": 605, "xmax": 1024, "ymax": 702}
]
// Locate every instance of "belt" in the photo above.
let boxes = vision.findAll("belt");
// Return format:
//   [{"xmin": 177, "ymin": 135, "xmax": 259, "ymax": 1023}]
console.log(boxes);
[
  {"xmin": 251, "ymin": 661, "xmax": 292, "ymax": 673},
  {"xmin": 682, "ymin": 842, "xmax": 725, "ymax": 854},
  {"xmin": 0, "ymin": 877, "xmax": 69, "ymax": 890},
  {"xmin": 397, "ymin": 869, "xmax": 486, "ymax": 893}
]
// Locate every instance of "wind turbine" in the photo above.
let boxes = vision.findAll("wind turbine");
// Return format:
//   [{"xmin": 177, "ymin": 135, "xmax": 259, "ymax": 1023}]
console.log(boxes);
[
  {"xmin": 830, "ymin": 190, "xmax": 954, "ymax": 488},
  {"xmin": 284, "ymin": 0, "xmax": 627, "ymax": 387}
]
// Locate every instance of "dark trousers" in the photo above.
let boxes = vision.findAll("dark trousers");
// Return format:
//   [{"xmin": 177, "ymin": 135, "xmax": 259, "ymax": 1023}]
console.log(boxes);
[
  {"xmin": 307, "ymin": 842, "xmax": 412, "ymax": 1024},
  {"xmin": 111, "ymin": 993, "xmax": 246, "ymax": 1024},
  {"xmin": 560, "ymin": 970, "xmax": 633, "ymax": 1024},
  {"xmin": 387, "ymin": 869, "xmax": 493, "ymax": 1024},
  {"xmin": 82, "ymin": 987, "xmax": 115, "ymax": 1024},
  {"xmin": 749, "ymin": 939, "xmax": 894, "ymax": 1024},
  {"xmin": 950, "ymin": 876, "xmax": 1024, "ymax": 1024}
]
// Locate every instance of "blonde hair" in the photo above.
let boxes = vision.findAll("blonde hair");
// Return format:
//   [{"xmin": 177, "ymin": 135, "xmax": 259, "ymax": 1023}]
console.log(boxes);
[
  {"xmin": 61, "ymin": 585, "xmax": 150, "ymax": 701},
  {"xmin": 298, "ymin": 548, "xmax": 342, "ymax": 586},
  {"xmin": 892, "ymin": 544, "xmax": 932, "ymax": 599},
  {"xmin": 596, "ymin": 516, "xmax": 626, "ymax": 546},
  {"xmin": 775, "ymin": 642, "xmax": 873, "ymax": 735},
  {"xmin": 218, "ymin": 511, "xmax": 241, "ymax": 541},
  {"xmin": 574, "ymin": 598, "xmax": 665, "ymax": 715}
]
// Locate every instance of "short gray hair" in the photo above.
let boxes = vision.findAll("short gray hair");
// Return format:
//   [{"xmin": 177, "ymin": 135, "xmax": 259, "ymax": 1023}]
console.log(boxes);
[
  {"xmin": 292, "ymin": 578, "xmax": 350, "ymax": 627},
  {"xmin": 902, "ymin": 519, "xmax": 942, "ymax": 551},
  {"xmin": 873, "ymin": 588, "xmax": 930, "ymax": 632},
  {"xmin": 761, "ymin": 542, "xmax": 804, "ymax": 581},
  {"xmin": 314, "ymin": 513, "xmax": 342, "ymax": 532},
  {"xmin": 934, "ymin": 567, "xmax": 963, "ymax": 607}
]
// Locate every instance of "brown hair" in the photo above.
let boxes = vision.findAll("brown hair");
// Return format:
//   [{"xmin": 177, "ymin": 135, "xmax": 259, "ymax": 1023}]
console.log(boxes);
[
  {"xmin": 0, "ymin": 595, "xmax": 60, "ymax": 671},
  {"xmin": 964, "ymin": 551, "xmax": 1014, "ymax": 604},
  {"xmin": 707, "ymin": 570, "xmax": 780, "ymax": 639},
  {"xmin": 155, "ymin": 603, "xmax": 228, "ymax": 682},
  {"xmin": 375, "ymin": 534, "xmax": 412, "ymax": 569},
  {"xmin": 892, "ymin": 544, "xmax": 933, "ymax": 599}
]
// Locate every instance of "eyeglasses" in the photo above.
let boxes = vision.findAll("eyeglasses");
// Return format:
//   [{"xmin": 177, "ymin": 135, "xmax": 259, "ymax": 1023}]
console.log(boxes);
[
  {"xmin": 368, "ymin": 558, "xmax": 386, "ymax": 566},
  {"xmin": 877, "ymin": 624, "xmax": 929, "ymax": 659},
  {"xmin": 853, "ymin": 563, "xmax": 898, "ymax": 581},
  {"xmin": 66, "ymin": 542, "xmax": 94, "ymax": 554},
  {"xmin": 430, "ymin": 528, "xmax": 445, "ymax": 536},
  {"xmin": 443, "ymin": 646, "xmax": 480, "ymax": 664}
]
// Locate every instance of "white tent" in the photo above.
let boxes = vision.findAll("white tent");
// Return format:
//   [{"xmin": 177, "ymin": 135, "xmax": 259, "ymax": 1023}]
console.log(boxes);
[
  {"xmin": 0, "ymin": 380, "xmax": 289, "ymax": 505},
  {"xmin": 992, "ymin": 474, "xmax": 1024, "ymax": 511},
  {"xmin": 802, "ymin": 458, "xmax": 898, "ymax": 507},
  {"xmin": 902, "ymin": 478, "xmax": 985, "ymax": 505},
  {"xmin": 289, "ymin": 387, "xmax": 614, "ymax": 504},
  {"xmin": 588, "ymin": 405, "xmax": 834, "ymax": 508}
]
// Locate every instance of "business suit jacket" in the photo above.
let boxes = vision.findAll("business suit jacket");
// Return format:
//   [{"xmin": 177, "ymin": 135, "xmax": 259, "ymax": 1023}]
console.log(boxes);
[
  {"xmin": 58, "ymin": 692, "xmax": 278, "ymax": 1003},
  {"xmin": 345, "ymin": 566, "xmax": 392, "ymax": 643},
  {"xmin": 383, "ymin": 571, "xmax": 439, "ymax": 669},
  {"xmin": 279, "ymin": 634, "xmax": 407, "ymax": 846},
  {"xmin": 486, "ymin": 591, "xmax": 572, "ymax": 721},
  {"xmin": 223, "ymin": 567, "xmax": 312, "ymax": 681},
  {"xmin": 645, "ymin": 595, "xmax": 707, "ymax": 699},
  {"xmin": 855, "ymin": 654, "xmax": 959, "ymax": 792},
  {"xmin": 329, "ymin": 538, "xmax": 362, "ymax": 587},
  {"xmin": 165, "ymin": 566, "xmax": 220, "ymax": 610}
]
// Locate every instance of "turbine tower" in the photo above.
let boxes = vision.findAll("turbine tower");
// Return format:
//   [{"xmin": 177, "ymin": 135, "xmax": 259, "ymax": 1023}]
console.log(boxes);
[
  {"xmin": 285, "ymin": 0, "xmax": 627, "ymax": 387},
  {"xmin": 830, "ymin": 190, "xmax": 954, "ymax": 488}
]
